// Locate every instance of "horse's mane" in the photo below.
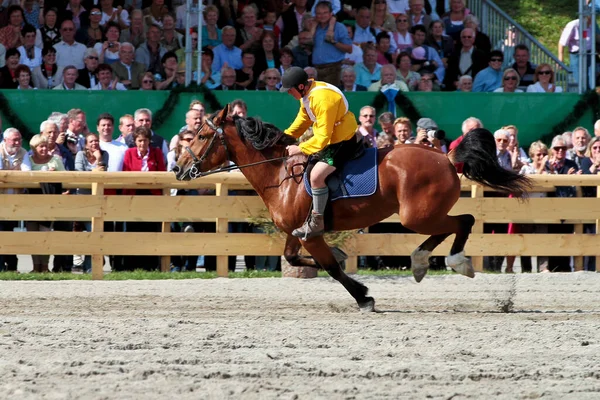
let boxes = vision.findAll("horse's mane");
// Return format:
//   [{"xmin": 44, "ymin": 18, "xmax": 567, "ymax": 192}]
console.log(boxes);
[{"xmin": 234, "ymin": 116, "xmax": 296, "ymax": 150}]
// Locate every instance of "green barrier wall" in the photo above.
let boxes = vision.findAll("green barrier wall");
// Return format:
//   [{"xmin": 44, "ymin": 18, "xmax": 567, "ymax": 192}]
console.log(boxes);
[{"xmin": 0, "ymin": 90, "xmax": 593, "ymax": 147}]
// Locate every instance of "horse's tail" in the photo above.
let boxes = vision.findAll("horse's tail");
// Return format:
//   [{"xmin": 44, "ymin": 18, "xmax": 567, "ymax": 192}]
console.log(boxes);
[{"xmin": 452, "ymin": 128, "xmax": 532, "ymax": 197}]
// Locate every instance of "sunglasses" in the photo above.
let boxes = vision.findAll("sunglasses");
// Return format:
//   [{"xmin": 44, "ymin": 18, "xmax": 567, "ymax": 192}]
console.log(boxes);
[
  {"xmin": 396, "ymin": 19, "xmax": 408, "ymax": 22},
  {"xmin": 361, "ymin": 114, "xmax": 375, "ymax": 118},
  {"xmin": 420, "ymin": 78, "xmax": 433, "ymax": 82},
  {"xmin": 496, "ymin": 138, "xmax": 508, "ymax": 143},
  {"xmin": 87, "ymin": 56, "xmax": 99, "ymax": 60},
  {"xmin": 90, "ymin": 11, "xmax": 102, "ymax": 15},
  {"xmin": 538, "ymin": 70, "xmax": 552, "ymax": 75},
  {"xmin": 266, "ymin": 77, "xmax": 278, "ymax": 80},
  {"xmin": 143, "ymin": 80, "xmax": 154, "ymax": 83},
  {"xmin": 490, "ymin": 58, "xmax": 503, "ymax": 62},
  {"xmin": 553, "ymin": 146, "xmax": 567, "ymax": 151},
  {"xmin": 461, "ymin": 35, "xmax": 473, "ymax": 39},
  {"xmin": 62, "ymin": 27, "xmax": 74, "ymax": 31},
  {"xmin": 504, "ymin": 76, "xmax": 517, "ymax": 81}
]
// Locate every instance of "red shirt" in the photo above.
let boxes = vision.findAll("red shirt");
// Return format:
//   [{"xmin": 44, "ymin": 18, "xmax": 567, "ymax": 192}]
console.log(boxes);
[
  {"xmin": 449, "ymin": 135, "xmax": 465, "ymax": 173},
  {"xmin": 122, "ymin": 147, "xmax": 166, "ymax": 196}
]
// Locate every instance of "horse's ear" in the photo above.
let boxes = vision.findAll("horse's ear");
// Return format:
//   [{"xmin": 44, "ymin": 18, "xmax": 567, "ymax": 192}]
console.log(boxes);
[{"xmin": 215, "ymin": 104, "xmax": 230, "ymax": 124}]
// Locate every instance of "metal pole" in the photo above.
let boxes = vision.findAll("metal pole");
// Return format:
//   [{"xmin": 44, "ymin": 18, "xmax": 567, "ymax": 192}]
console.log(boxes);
[
  {"xmin": 196, "ymin": 3, "xmax": 203, "ymax": 85},
  {"xmin": 592, "ymin": 0, "xmax": 597, "ymax": 90},
  {"xmin": 578, "ymin": 0, "xmax": 586, "ymax": 93},
  {"xmin": 184, "ymin": 0, "xmax": 192, "ymax": 86}
]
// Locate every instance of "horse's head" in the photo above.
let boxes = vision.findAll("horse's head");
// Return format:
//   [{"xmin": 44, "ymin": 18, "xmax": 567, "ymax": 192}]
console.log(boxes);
[{"xmin": 174, "ymin": 104, "xmax": 231, "ymax": 181}]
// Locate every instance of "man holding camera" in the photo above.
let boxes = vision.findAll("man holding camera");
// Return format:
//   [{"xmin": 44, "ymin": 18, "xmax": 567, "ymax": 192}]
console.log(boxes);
[{"xmin": 413, "ymin": 117, "xmax": 447, "ymax": 153}]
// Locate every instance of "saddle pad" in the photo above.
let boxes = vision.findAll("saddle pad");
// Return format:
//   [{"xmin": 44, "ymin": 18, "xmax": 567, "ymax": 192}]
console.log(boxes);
[{"xmin": 304, "ymin": 147, "xmax": 378, "ymax": 201}]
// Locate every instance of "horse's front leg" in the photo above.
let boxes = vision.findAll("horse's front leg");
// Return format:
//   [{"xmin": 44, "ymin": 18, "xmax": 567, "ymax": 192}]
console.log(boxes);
[
  {"xmin": 283, "ymin": 234, "xmax": 319, "ymax": 267},
  {"xmin": 301, "ymin": 236, "xmax": 375, "ymax": 312}
]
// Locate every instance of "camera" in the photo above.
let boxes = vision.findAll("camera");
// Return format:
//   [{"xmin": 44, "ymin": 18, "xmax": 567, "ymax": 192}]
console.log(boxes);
[
  {"xmin": 108, "ymin": 43, "xmax": 114, "ymax": 48},
  {"xmin": 66, "ymin": 136, "xmax": 78, "ymax": 145},
  {"xmin": 426, "ymin": 129, "xmax": 446, "ymax": 141}
]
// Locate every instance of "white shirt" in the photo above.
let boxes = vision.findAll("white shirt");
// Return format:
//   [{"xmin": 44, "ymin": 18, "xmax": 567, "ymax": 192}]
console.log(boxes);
[
  {"xmin": 344, "ymin": 44, "xmax": 363, "ymax": 65},
  {"xmin": 93, "ymin": 42, "xmax": 121, "ymax": 63},
  {"xmin": 526, "ymin": 82, "xmax": 563, "ymax": 93},
  {"xmin": 91, "ymin": 81, "xmax": 127, "ymax": 91},
  {"xmin": 17, "ymin": 46, "xmax": 43, "ymax": 69},
  {"xmin": 137, "ymin": 149, "xmax": 149, "ymax": 171},
  {"xmin": 175, "ymin": 4, "xmax": 202, "ymax": 30},
  {"xmin": 99, "ymin": 139, "xmax": 126, "ymax": 172},
  {"xmin": 493, "ymin": 88, "xmax": 524, "ymax": 92},
  {"xmin": 101, "ymin": 8, "xmax": 130, "ymax": 27},
  {"xmin": 387, "ymin": 0, "xmax": 409, "ymax": 14},
  {"xmin": 54, "ymin": 41, "xmax": 87, "ymax": 69}
]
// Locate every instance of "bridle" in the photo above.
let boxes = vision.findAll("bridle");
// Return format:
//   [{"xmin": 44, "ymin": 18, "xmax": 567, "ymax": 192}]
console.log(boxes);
[{"xmin": 183, "ymin": 116, "xmax": 289, "ymax": 180}]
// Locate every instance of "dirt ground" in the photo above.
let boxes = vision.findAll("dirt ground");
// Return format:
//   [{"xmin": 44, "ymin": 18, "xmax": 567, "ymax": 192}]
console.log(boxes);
[{"xmin": 1, "ymin": 273, "xmax": 599, "ymax": 400}]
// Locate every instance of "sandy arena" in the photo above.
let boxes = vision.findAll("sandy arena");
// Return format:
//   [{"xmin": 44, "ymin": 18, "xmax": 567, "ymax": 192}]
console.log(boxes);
[{"xmin": 1, "ymin": 273, "xmax": 599, "ymax": 399}]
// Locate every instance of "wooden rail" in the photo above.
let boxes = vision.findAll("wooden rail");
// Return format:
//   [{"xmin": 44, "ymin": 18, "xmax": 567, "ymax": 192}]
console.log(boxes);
[{"xmin": 0, "ymin": 171, "xmax": 599, "ymax": 278}]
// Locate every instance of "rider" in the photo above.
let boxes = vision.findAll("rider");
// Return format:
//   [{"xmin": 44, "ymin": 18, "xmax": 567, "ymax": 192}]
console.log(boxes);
[{"xmin": 281, "ymin": 66, "xmax": 359, "ymax": 239}]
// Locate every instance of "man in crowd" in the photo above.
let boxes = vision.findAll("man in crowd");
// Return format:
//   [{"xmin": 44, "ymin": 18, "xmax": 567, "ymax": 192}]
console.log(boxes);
[
  {"xmin": 53, "ymin": 65, "xmax": 87, "ymax": 90},
  {"xmin": 215, "ymin": 66, "xmax": 244, "ymax": 90},
  {"xmin": 54, "ymin": 19, "xmax": 86, "ymax": 69},
  {"xmin": 276, "ymin": 0, "xmax": 308, "ymax": 48},
  {"xmin": 354, "ymin": 44, "xmax": 381, "ymax": 88},
  {"xmin": 511, "ymin": 44, "xmax": 536, "ymax": 91},
  {"xmin": 117, "ymin": 114, "xmax": 135, "ymax": 144},
  {"xmin": 98, "ymin": 113, "xmax": 127, "ymax": 172},
  {"xmin": 211, "ymin": 26, "xmax": 242, "ymax": 72},
  {"xmin": 472, "ymin": 50, "xmax": 504, "ymax": 92},
  {"xmin": 135, "ymin": 24, "xmax": 168, "ymax": 74},
  {"xmin": 357, "ymin": 106, "xmax": 378, "ymax": 147},
  {"xmin": 444, "ymin": 28, "xmax": 486, "ymax": 91},
  {"xmin": 170, "ymin": 109, "xmax": 203, "ymax": 151},
  {"xmin": 128, "ymin": 108, "xmax": 169, "ymax": 163},
  {"xmin": 340, "ymin": 66, "xmax": 367, "ymax": 92},
  {"xmin": 112, "ymin": 42, "xmax": 145, "ymax": 90},
  {"xmin": 76, "ymin": 48, "xmax": 100, "ymax": 89}
]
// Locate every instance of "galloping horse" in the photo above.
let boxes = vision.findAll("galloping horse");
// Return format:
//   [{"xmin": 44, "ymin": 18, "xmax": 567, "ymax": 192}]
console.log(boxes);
[{"xmin": 173, "ymin": 105, "xmax": 530, "ymax": 312}]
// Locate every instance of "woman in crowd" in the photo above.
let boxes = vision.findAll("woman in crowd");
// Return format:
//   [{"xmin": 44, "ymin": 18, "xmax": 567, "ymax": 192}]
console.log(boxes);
[
  {"xmin": 76, "ymin": 7, "xmax": 104, "ymax": 48},
  {"xmin": 442, "ymin": 0, "xmax": 469, "ymax": 41},
  {"xmin": 426, "ymin": 20, "xmax": 453, "ymax": 67},
  {"xmin": 0, "ymin": 49, "xmax": 21, "ymax": 89},
  {"xmin": 586, "ymin": 137, "xmax": 600, "ymax": 175},
  {"xmin": 494, "ymin": 68, "xmax": 523, "ymax": 93},
  {"xmin": 503, "ymin": 125, "xmax": 529, "ymax": 164},
  {"xmin": 254, "ymin": 31, "xmax": 280, "ymax": 78},
  {"xmin": 143, "ymin": 0, "xmax": 170, "ymax": 29},
  {"xmin": 139, "ymin": 71, "xmax": 156, "ymax": 90},
  {"xmin": 395, "ymin": 51, "xmax": 420, "ymax": 91},
  {"xmin": 236, "ymin": 5, "xmax": 262, "ymax": 52},
  {"xmin": 456, "ymin": 75, "xmax": 472, "ymax": 91},
  {"xmin": 527, "ymin": 64, "xmax": 563, "ymax": 93},
  {"xmin": 35, "ymin": 7, "xmax": 61, "ymax": 48},
  {"xmin": 122, "ymin": 126, "xmax": 166, "ymax": 271},
  {"xmin": 202, "ymin": 5, "xmax": 222, "ymax": 49},
  {"xmin": 161, "ymin": 14, "xmax": 183, "ymax": 52},
  {"xmin": 15, "ymin": 64, "xmax": 35, "ymax": 90},
  {"xmin": 66, "ymin": 0, "xmax": 86, "ymax": 30},
  {"xmin": 390, "ymin": 14, "xmax": 413, "ymax": 54},
  {"xmin": 31, "ymin": 45, "xmax": 63, "ymax": 89},
  {"xmin": 258, "ymin": 68, "xmax": 281, "ymax": 91},
  {"xmin": 27, "ymin": 134, "xmax": 66, "ymax": 273},
  {"xmin": 279, "ymin": 48, "xmax": 294, "ymax": 78},
  {"xmin": 18, "ymin": 24, "xmax": 42, "ymax": 69},
  {"xmin": 0, "ymin": 5, "xmax": 25, "ymax": 50},
  {"xmin": 95, "ymin": 22, "xmax": 121, "ymax": 64},
  {"xmin": 371, "ymin": 0, "xmax": 396, "ymax": 32}
]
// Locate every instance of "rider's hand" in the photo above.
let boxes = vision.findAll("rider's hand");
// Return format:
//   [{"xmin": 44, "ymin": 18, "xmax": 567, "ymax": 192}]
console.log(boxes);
[{"xmin": 286, "ymin": 145, "xmax": 302, "ymax": 156}]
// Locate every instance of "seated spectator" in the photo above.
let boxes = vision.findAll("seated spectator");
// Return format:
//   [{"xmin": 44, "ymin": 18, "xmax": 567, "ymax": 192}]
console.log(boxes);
[
  {"xmin": 175, "ymin": 29, "xmax": 201, "ymax": 71},
  {"xmin": 441, "ymin": 0, "xmax": 469, "ymax": 42},
  {"xmin": 304, "ymin": 66, "xmax": 318, "ymax": 80},
  {"xmin": 36, "ymin": 8, "xmax": 60, "ymax": 49},
  {"xmin": 409, "ymin": 24, "xmax": 445, "ymax": 82},
  {"xmin": 279, "ymin": 48, "xmax": 294, "ymax": 78},
  {"xmin": 30, "ymin": 44, "xmax": 62, "ymax": 88},
  {"xmin": 196, "ymin": 47, "xmax": 221, "ymax": 89},
  {"xmin": 75, "ymin": 7, "xmax": 104, "ymax": 48},
  {"xmin": 236, "ymin": 5, "xmax": 263, "ymax": 53},
  {"xmin": 371, "ymin": 0, "xmax": 396, "ymax": 32},
  {"xmin": 66, "ymin": 0, "xmax": 85, "ymax": 31},
  {"xmin": 120, "ymin": 9, "xmax": 146, "ymax": 49},
  {"xmin": 53, "ymin": 65, "xmax": 86, "ymax": 90},
  {"xmin": 416, "ymin": 72, "xmax": 438, "ymax": 91},
  {"xmin": 254, "ymin": 31, "xmax": 280, "ymax": 77},
  {"xmin": 18, "ymin": 24, "xmax": 42, "ymax": 69},
  {"xmin": 368, "ymin": 63, "xmax": 409, "ymax": 92},
  {"xmin": 426, "ymin": 20, "xmax": 453, "ymax": 67},
  {"xmin": 175, "ymin": 0, "xmax": 200, "ymax": 32},
  {"xmin": 0, "ymin": 5, "xmax": 25, "ymax": 50},
  {"xmin": 0, "ymin": 44, "xmax": 5, "ymax": 68},
  {"xmin": 215, "ymin": 66, "xmax": 245, "ymax": 90},
  {"xmin": 527, "ymin": 64, "xmax": 563, "ymax": 93},
  {"xmin": 211, "ymin": 26, "xmax": 242, "ymax": 72},
  {"xmin": 91, "ymin": 63, "xmax": 127, "ymax": 90},
  {"xmin": 76, "ymin": 48, "xmax": 99, "ymax": 88},
  {"xmin": 395, "ymin": 51, "xmax": 419, "ymax": 90},
  {"xmin": 202, "ymin": 5, "xmax": 222, "ymax": 49},
  {"xmin": 342, "ymin": 25, "xmax": 364, "ymax": 67},
  {"xmin": 407, "ymin": 0, "xmax": 431, "ymax": 29},
  {"xmin": 390, "ymin": 13, "xmax": 413, "ymax": 54},
  {"xmin": 463, "ymin": 15, "xmax": 491, "ymax": 56},
  {"xmin": 494, "ymin": 68, "xmax": 523, "ymax": 93},
  {"xmin": 160, "ymin": 14, "xmax": 183, "ymax": 52},
  {"xmin": 142, "ymin": 0, "xmax": 169, "ymax": 29},
  {"xmin": 354, "ymin": 43, "xmax": 382, "ymax": 88},
  {"xmin": 375, "ymin": 32, "xmax": 394, "ymax": 66},
  {"xmin": 276, "ymin": 0, "xmax": 306, "ymax": 48},
  {"xmin": 357, "ymin": 106, "xmax": 378, "ymax": 147},
  {"xmin": 93, "ymin": 21, "xmax": 122, "ymax": 65},
  {"xmin": 472, "ymin": 50, "xmax": 503, "ymax": 92},
  {"xmin": 443, "ymin": 28, "xmax": 486, "ymax": 91},
  {"xmin": 112, "ymin": 42, "xmax": 145, "ymax": 89},
  {"xmin": 257, "ymin": 67, "xmax": 281, "ymax": 91},
  {"xmin": 135, "ymin": 24, "xmax": 167, "ymax": 74},
  {"xmin": 456, "ymin": 74, "xmax": 472, "ymax": 91},
  {"xmin": 154, "ymin": 50, "xmax": 178, "ymax": 89},
  {"xmin": 55, "ymin": 19, "xmax": 86, "ymax": 69},
  {"xmin": 0, "ymin": 48, "xmax": 20, "ymax": 88},
  {"xmin": 100, "ymin": 0, "xmax": 130, "ymax": 29},
  {"xmin": 511, "ymin": 44, "xmax": 537, "ymax": 90},
  {"xmin": 393, "ymin": 117, "xmax": 414, "ymax": 144},
  {"xmin": 15, "ymin": 64, "xmax": 34, "ymax": 89},
  {"xmin": 340, "ymin": 66, "xmax": 367, "ymax": 92},
  {"xmin": 235, "ymin": 49, "xmax": 257, "ymax": 90}
]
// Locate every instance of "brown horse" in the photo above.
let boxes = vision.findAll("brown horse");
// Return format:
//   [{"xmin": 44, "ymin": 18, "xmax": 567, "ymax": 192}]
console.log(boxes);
[{"xmin": 173, "ymin": 105, "xmax": 530, "ymax": 312}]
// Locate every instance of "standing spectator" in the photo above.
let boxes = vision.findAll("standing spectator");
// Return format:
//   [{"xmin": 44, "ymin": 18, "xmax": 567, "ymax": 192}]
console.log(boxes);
[
  {"xmin": 357, "ymin": 105, "xmax": 378, "ymax": 147},
  {"xmin": 0, "ymin": 48, "xmax": 20, "ymax": 88},
  {"xmin": 22, "ymin": 0, "xmax": 42, "ymax": 30},
  {"xmin": 471, "ymin": 50, "xmax": 503, "ymax": 92},
  {"xmin": 112, "ymin": 42, "xmax": 145, "ymax": 89},
  {"xmin": 76, "ymin": 7, "xmax": 104, "ymax": 48},
  {"xmin": 160, "ymin": 14, "xmax": 183, "ymax": 52},
  {"xmin": 100, "ymin": 0, "xmax": 130, "ymax": 29},
  {"xmin": 277, "ymin": 0, "xmax": 307, "ymax": 48},
  {"xmin": 97, "ymin": 113, "xmax": 126, "ymax": 172},
  {"xmin": 76, "ymin": 48, "xmax": 99, "ymax": 88},
  {"xmin": 409, "ymin": 25, "xmax": 445, "ymax": 83},
  {"xmin": 493, "ymin": 68, "xmax": 522, "ymax": 93},
  {"xmin": 354, "ymin": 43, "xmax": 381, "ymax": 88},
  {"xmin": 443, "ymin": 28, "xmax": 486, "ymax": 91},
  {"xmin": 340, "ymin": 66, "xmax": 367, "ymax": 92},
  {"xmin": 511, "ymin": 44, "xmax": 537, "ymax": 91},
  {"xmin": 407, "ymin": 0, "xmax": 431, "ymax": 29},
  {"xmin": 253, "ymin": 31, "xmax": 280, "ymax": 78},
  {"xmin": 211, "ymin": 26, "xmax": 242, "ymax": 72},
  {"xmin": 448, "ymin": 116, "xmax": 482, "ymax": 173},
  {"xmin": 135, "ymin": 24, "xmax": 167, "ymax": 74},
  {"xmin": 572, "ymin": 127, "xmax": 593, "ymax": 172},
  {"xmin": 354, "ymin": 7, "xmax": 378, "ymax": 44},
  {"xmin": 32, "ymin": 45, "xmax": 63, "ymax": 88},
  {"xmin": 230, "ymin": 98, "xmax": 248, "ymax": 118},
  {"xmin": 390, "ymin": 13, "xmax": 413, "ymax": 54},
  {"xmin": 215, "ymin": 66, "xmax": 245, "ymax": 90},
  {"xmin": 378, "ymin": 112, "xmax": 395, "ymax": 140},
  {"xmin": 463, "ymin": 15, "xmax": 491, "ymax": 56},
  {"xmin": 116, "ymin": 114, "xmax": 135, "ymax": 144},
  {"xmin": 527, "ymin": 64, "xmax": 563, "ymax": 93},
  {"xmin": 595, "ymin": 119, "xmax": 600, "ymax": 138},
  {"xmin": 558, "ymin": 15, "xmax": 600, "ymax": 89},
  {"xmin": 120, "ymin": 9, "xmax": 146, "ymax": 49},
  {"xmin": 36, "ymin": 8, "xmax": 61, "ymax": 49},
  {"xmin": 292, "ymin": 29, "xmax": 313, "ymax": 69},
  {"xmin": 53, "ymin": 65, "xmax": 86, "ymax": 90},
  {"xmin": 40, "ymin": 119, "xmax": 74, "ymax": 171},
  {"xmin": 91, "ymin": 63, "xmax": 126, "ymax": 90},
  {"xmin": 201, "ymin": 6, "xmax": 221, "ymax": 49},
  {"xmin": 235, "ymin": 49, "xmax": 257, "ymax": 89},
  {"xmin": 54, "ymin": 19, "xmax": 86, "ymax": 69},
  {"xmin": 393, "ymin": 116, "xmax": 413, "ymax": 144},
  {"xmin": 0, "ymin": 5, "xmax": 25, "ymax": 50},
  {"xmin": 128, "ymin": 108, "xmax": 169, "ymax": 161},
  {"xmin": 0, "ymin": 128, "xmax": 31, "ymax": 273},
  {"xmin": 312, "ymin": 1, "xmax": 352, "ymax": 85},
  {"xmin": 304, "ymin": 66, "xmax": 317, "ymax": 80},
  {"xmin": 18, "ymin": 24, "xmax": 42, "ymax": 69},
  {"xmin": 375, "ymin": 32, "xmax": 394, "ymax": 66},
  {"xmin": 441, "ymin": 0, "xmax": 469, "ymax": 42},
  {"xmin": 586, "ymin": 137, "xmax": 600, "ymax": 174},
  {"xmin": 170, "ymin": 108, "xmax": 202, "ymax": 151},
  {"xmin": 65, "ymin": 108, "xmax": 87, "ymax": 152},
  {"xmin": 15, "ymin": 64, "xmax": 35, "ymax": 89},
  {"xmin": 456, "ymin": 74, "xmax": 472, "ymax": 91}
]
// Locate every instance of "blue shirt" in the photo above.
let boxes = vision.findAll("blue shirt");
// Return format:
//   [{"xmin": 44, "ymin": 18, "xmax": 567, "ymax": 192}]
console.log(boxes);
[
  {"xmin": 211, "ymin": 44, "xmax": 243, "ymax": 72},
  {"xmin": 354, "ymin": 25, "xmax": 379, "ymax": 44},
  {"xmin": 354, "ymin": 63, "xmax": 382, "ymax": 88},
  {"xmin": 313, "ymin": 22, "xmax": 352, "ymax": 65},
  {"xmin": 310, "ymin": 0, "xmax": 341, "ymax": 15},
  {"xmin": 472, "ymin": 66, "xmax": 503, "ymax": 92}
]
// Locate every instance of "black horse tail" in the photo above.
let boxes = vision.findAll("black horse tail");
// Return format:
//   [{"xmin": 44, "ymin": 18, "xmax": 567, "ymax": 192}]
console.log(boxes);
[{"xmin": 452, "ymin": 128, "xmax": 532, "ymax": 197}]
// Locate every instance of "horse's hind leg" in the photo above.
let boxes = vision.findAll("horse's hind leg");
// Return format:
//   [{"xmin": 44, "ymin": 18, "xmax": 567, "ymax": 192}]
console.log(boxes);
[
  {"xmin": 302, "ymin": 236, "xmax": 375, "ymax": 312},
  {"xmin": 412, "ymin": 233, "xmax": 451, "ymax": 283},
  {"xmin": 446, "ymin": 214, "xmax": 476, "ymax": 278}
]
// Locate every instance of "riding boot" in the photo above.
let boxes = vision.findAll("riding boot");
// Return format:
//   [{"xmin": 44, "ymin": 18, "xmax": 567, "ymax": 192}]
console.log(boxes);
[{"xmin": 292, "ymin": 211, "xmax": 325, "ymax": 239}]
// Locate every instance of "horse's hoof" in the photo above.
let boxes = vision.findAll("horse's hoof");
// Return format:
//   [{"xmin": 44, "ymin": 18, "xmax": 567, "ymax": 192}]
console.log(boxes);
[
  {"xmin": 412, "ymin": 267, "xmax": 428, "ymax": 283},
  {"xmin": 411, "ymin": 249, "xmax": 431, "ymax": 283},
  {"xmin": 447, "ymin": 251, "xmax": 475, "ymax": 278},
  {"xmin": 358, "ymin": 297, "xmax": 375, "ymax": 312}
]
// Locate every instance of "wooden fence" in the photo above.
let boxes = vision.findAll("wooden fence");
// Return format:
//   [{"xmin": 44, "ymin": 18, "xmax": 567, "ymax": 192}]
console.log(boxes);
[{"xmin": 0, "ymin": 171, "xmax": 599, "ymax": 279}]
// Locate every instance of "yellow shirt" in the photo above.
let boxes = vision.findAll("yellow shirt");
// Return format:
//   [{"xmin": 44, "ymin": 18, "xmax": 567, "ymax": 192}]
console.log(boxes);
[{"xmin": 284, "ymin": 81, "xmax": 358, "ymax": 155}]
